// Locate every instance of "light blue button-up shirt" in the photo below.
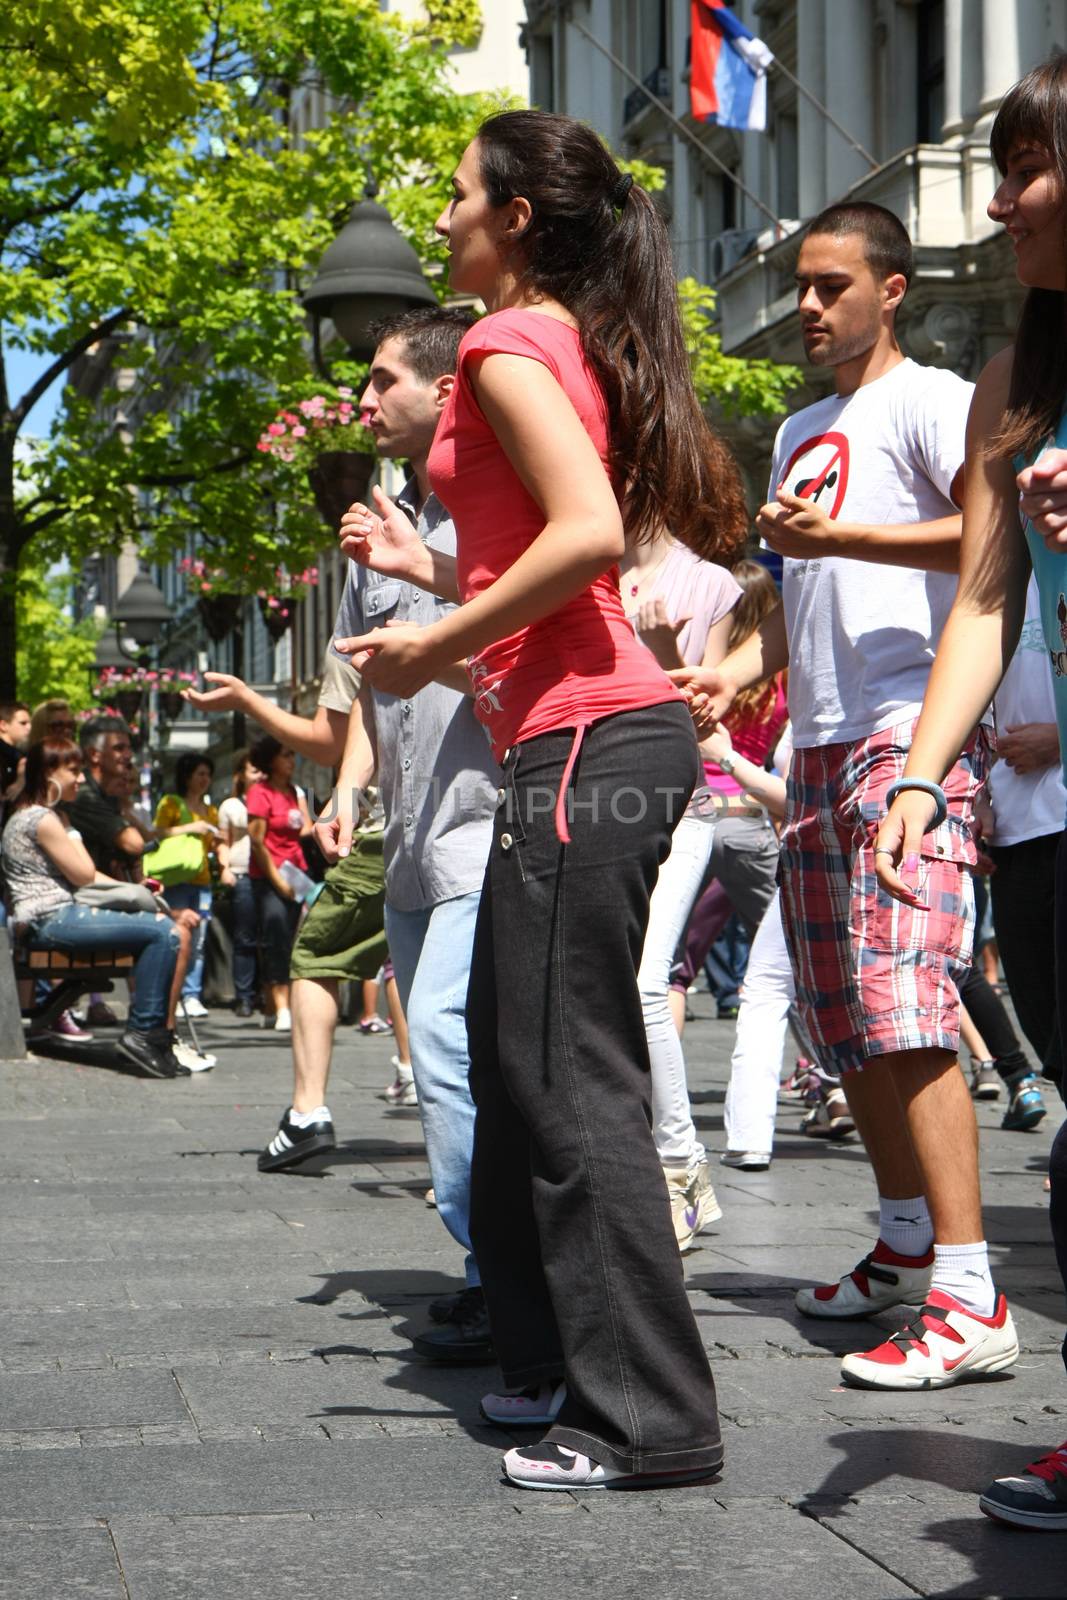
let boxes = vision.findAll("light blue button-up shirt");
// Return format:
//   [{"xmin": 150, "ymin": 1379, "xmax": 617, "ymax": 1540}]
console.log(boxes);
[{"xmin": 331, "ymin": 480, "xmax": 499, "ymax": 912}]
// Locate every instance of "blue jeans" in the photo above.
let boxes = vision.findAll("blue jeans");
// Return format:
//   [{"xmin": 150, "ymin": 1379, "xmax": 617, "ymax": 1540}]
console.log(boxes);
[
  {"xmin": 230, "ymin": 874, "xmax": 259, "ymax": 1005},
  {"xmin": 163, "ymin": 882, "xmax": 212, "ymax": 999},
  {"xmin": 385, "ymin": 890, "xmax": 481, "ymax": 1289},
  {"xmin": 30, "ymin": 903, "xmax": 180, "ymax": 1033}
]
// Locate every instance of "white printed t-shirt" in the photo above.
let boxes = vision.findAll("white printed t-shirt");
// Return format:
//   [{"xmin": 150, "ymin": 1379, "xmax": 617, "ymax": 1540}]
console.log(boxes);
[
  {"xmin": 769, "ymin": 358, "xmax": 973, "ymax": 748},
  {"xmin": 988, "ymin": 575, "xmax": 1067, "ymax": 845}
]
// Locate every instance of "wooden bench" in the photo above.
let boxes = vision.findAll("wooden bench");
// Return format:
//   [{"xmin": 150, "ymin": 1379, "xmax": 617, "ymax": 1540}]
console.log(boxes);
[{"xmin": 10, "ymin": 941, "xmax": 134, "ymax": 1041}]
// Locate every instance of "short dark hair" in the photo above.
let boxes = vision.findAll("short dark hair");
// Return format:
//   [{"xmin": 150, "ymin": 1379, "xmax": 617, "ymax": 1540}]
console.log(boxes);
[
  {"xmin": 367, "ymin": 306, "xmax": 477, "ymax": 384},
  {"xmin": 804, "ymin": 201, "xmax": 913, "ymax": 289},
  {"xmin": 0, "ymin": 700, "xmax": 29, "ymax": 722},
  {"xmin": 174, "ymin": 750, "xmax": 214, "ymax": 794},
  {"xmin": 21, "ymin": 738, "xmax": 82, "ymax": 806},
  {"xmin": 80, "ymin": 714, "xmax": 132, "ymax": 753},
  {"xmin": 249, "ymin": 733, "xmax": 283, "ymax": 775}
]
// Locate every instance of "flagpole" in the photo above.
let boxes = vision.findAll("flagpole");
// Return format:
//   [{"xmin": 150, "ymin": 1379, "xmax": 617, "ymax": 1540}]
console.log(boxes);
[
  {"xmin": 768, "ymin": 57, "xmax": 878, "ymax": 170},
  {"xmin": 571, "ymin": 19, "xmax": 784, "ymax": 235}
]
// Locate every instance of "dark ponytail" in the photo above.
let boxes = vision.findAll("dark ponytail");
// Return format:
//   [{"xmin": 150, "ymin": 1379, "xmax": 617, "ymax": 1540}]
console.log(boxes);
[{"xmin": 475, "ymin": 109, "xmax": 748, "ymax": 563}]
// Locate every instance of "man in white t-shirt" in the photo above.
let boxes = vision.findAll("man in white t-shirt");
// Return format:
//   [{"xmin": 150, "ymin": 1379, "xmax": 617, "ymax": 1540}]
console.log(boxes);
[{"xmin": 674, "ymin": 202, "xmax": 1019, "ymax": 1390}]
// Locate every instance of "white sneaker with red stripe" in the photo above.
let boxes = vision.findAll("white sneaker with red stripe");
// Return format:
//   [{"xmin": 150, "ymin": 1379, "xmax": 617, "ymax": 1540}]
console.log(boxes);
[
  {"xmin": 795, "ymin": 1239, "xmax": 933, "ymax": 1319},
  {"xmin": 840, "ymin": 1288, "xmax": 1019, "ymax": 1390}
]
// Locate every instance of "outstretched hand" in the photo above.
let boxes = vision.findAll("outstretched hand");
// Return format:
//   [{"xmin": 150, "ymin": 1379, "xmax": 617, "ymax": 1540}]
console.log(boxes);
[
  {"xmin": 183, "ymin": 672, "xmax": 248, "ymax": 713},
  {"xmin": 339, "ymin": 485, "xmax": 427, "ymax": 582}
]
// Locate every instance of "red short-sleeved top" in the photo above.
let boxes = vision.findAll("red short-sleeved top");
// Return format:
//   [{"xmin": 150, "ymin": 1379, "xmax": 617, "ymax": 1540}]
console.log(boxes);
[
  {"xmin": 427, "ymin": 308, "xmax": 683, "ymax": 758},
  {"xmin": 245, "ymin": 781, "xmax": 306, "ymax": 879}
]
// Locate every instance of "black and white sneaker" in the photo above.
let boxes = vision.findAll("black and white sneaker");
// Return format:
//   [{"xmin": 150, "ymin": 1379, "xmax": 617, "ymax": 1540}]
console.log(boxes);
[
  {"xmin": 257, "ymin": 1109, "xmax": 336, "ymax": 1172},
  {"xmin": 116, "ymin": 1029, "xmax": 183, "ymax": 1079}
]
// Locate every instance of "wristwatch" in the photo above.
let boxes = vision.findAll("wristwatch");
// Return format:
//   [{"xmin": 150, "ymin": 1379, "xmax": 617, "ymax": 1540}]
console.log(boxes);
[{"xmin": 717, "ymin": 751, "xmax": 735, "ymax": 776}]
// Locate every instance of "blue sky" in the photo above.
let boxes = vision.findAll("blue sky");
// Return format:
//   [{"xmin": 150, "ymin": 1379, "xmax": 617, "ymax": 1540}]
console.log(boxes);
[{"xmin": 6, "ymin": 342, "xmax": 62, "ymax": 437}]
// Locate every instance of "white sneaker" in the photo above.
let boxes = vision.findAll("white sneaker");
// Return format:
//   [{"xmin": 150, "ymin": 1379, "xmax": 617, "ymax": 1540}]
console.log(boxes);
[
  {"xmin": 481, "ymin": 1380, "xmax": 567, "ymax": 1428},
  {"xmin": 720, "ymin": 1150, "xmax": 771, "ymax": 1170},
  {"xmin": 172, "ymin": 1037, "xmax": 216, "ymax": 1073},
  {"xmin": 503, "ymin": 1440, "xmax": 718, "ymax": 1491},
  {"xmin": 384, "ymin": 1056, "xmax": 417, "ymax": 1106},
  {"xmin": 795, "ymin": 1240, "xmax": 934, "ymax": 1319},
  {"xmin": 663, "ymin": 1158, "xmax": 723, "ymax": 1253},
  {"xmin": 181, "ymin": 996, "xmax": 209, "ymax": 1018},
  {"xmin": 273, "ymin": 1007, "xmax": 292, "ymax": 1034},
  {"xmin": 841, "ymin": 1289, "xmax": 1019, "ymax": 1390}
]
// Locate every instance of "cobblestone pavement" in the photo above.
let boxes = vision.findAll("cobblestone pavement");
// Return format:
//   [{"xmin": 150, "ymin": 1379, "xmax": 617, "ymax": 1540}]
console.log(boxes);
[{"xmin": 1, "ymin": 994, "xmax": 1064, "ymax": 1599}]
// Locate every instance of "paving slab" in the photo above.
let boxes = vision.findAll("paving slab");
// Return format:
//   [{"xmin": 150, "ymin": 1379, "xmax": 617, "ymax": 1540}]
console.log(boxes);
[{"xmin": 0, "ymin": 1523, "xmax": 125, "ymax": 1599}]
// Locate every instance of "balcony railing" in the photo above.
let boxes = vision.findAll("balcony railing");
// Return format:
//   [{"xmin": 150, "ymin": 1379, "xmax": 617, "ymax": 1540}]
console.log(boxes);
[{"xmin": 623, "ymin": 66, "xmax": 671, "ymax": 128}]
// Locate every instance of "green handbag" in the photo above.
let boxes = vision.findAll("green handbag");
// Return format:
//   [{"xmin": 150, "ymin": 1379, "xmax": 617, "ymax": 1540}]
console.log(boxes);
[
  {"xmin": 144, "ymin": 831, "xmax": 205, "ymax": 886},
  {"xmin": 146, "ymin": 796, "xmax": 206, "ymax": 886}
]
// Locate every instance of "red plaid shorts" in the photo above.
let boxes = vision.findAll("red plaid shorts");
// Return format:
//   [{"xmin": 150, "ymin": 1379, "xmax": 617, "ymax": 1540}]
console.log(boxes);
[{"xmin": 778, "ymin": 718, "xmax": 991, "ymax": 1075}]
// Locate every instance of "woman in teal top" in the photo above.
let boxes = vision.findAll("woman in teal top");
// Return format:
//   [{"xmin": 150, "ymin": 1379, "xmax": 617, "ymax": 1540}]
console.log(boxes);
[{"xmin": 877, "ymin": 58, "xmax": 1067, "ymax": 1532}]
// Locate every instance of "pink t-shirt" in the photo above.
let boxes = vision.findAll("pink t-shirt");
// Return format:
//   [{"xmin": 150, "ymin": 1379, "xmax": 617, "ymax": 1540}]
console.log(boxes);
[
  {"xmin": 245, "ymin": 781, "xmax": 306, "ymax": 878},
  {"xmin": 626, "ymin": 542, "xmax": 741, "ymax": 665},
  {"xmin": 427, "ymin": 309, "xmax": 683, "ymax": 758}
]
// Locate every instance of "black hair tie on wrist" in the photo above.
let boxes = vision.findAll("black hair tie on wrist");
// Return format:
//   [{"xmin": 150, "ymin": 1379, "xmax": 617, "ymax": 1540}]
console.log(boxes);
[{"xmin": 611, "ymin": 172, "xmax": 634, "ymax": 209}]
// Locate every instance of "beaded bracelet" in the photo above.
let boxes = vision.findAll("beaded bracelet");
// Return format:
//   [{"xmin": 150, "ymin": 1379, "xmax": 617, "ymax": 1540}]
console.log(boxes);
[{"xmin": 885, "ymin": 778, "xmax": 948, "ymax": 832}]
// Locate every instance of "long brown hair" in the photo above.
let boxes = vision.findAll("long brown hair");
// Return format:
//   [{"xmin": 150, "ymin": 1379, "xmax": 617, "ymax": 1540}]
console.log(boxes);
[
  {"xmin": 725, "ymin": 559, "xmax": 783, "ymax": 723},
  {"xmin": 991, "ymin": 55, "xmax": 1067, "ymax": 458},
  {"xmin": 475, "ymin": 110, "xmax": 748, "ymax": 563}
]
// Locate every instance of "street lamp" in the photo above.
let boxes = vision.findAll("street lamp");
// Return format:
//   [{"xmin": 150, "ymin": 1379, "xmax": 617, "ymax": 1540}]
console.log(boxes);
[
  {"xmin": 112, "ymin": 565, "xmax": 174, "ymax": 649},
  {"xmin": 302, "ymin": 190, "xmax": 437, "ymax": 366}
]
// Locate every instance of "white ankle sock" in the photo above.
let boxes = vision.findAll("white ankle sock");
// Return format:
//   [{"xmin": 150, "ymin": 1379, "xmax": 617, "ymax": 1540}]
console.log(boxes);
[
  {"xmin": 932, "ymin": 1241, "xmax": 995, "ymax": 1317},
  {"xmin": 289, "ymin": 1104, "xmax": 330, "ymax": 1128},
  {"xmin": 878, "ymin": 1195, "xmax": 934, "ymax": 1257}
]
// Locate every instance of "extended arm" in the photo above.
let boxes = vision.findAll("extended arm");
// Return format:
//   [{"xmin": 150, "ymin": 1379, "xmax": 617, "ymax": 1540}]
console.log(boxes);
[
  {"xmin": 313, "ymin": 689, "xmax": 378, "ymax": 864},
  {"xmin": 700, "ymin": 728, "xmax": 787, "ymax": 820},
  {"xmin": 875, "ymin": 352, "xmax": 1031, "ymax": 901},
  {"xmin": 668, "ymin": 601, "xmax": 789, "ymax": 735},
  {"xmin": 183, "ymin": 675, "xmax": 350, "ymax": 766}
]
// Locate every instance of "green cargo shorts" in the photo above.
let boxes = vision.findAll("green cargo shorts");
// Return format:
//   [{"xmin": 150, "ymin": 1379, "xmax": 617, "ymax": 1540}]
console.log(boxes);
[{"xmin": 289, "ymin": 830, "xmax": 387, "ymax": 982}]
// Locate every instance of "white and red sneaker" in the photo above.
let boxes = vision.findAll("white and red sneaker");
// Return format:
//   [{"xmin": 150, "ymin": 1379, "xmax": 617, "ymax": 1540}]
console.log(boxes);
[
  {"xmin": 840, "ymin": 1289, "xmax": 1019, "ymax": 1390},
  {"xmin": 795, "ymin": 1239, "xmax": 933, "ymax": 1319}
]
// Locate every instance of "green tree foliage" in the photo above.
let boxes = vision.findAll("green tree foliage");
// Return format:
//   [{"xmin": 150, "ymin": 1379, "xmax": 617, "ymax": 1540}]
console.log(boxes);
[
  {"xmin": 680, "ymin": 280, "xmax": 800, "ymax": 419},
  {"xmin": 15, "ymin": 563, "xmax": 101, "ymax": 712},
  {"xmin": 0, "ymin": 0, "xmax": 503, "ymax": 696}
]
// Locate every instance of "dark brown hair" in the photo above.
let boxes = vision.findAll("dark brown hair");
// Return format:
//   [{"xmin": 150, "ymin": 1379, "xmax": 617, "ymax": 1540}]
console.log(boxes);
[
  {"xmin": 367, "ymin": 306, "xmax": 477, "ymax": 383},
  {"xmin": 20, "ymin": 738, "xmax": 82, "ymax": 806},
  {"xmin": 804, "ymin": 201, "xmax": 913, "ymax": 288},
  {"xmin": 724, "ymin": 559, "xmax": 784, "ymax": 723},
  {"xmin": 991, "ymin": 55, "xmax": 1067, "ymax": 458},
  {"xmin": 232, "ymin": 749, "xmax": 253, "ymax": 799},
  {"xmin": 474, "ymin": 109, "xmax": 748, "ymax": 561}
]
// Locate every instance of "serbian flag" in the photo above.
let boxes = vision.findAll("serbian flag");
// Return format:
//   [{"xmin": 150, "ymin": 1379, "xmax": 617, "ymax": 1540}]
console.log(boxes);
[{"xmin": 690, "ymin": 0, "xmax": 774, "ymax": 132}]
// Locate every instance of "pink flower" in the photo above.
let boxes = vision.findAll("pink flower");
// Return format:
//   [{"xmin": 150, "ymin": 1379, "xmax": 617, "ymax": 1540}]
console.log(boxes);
[
  {"xmin": 268, "ymin": 596, "xmax": 279, "ymax": 609},
  {"xmin": 267, "ymin": 421, "xmax": 286, "ymax": 437},
  {"xmin": 291, "ymin": 424, "xmax": 306, "ymax": 438}
]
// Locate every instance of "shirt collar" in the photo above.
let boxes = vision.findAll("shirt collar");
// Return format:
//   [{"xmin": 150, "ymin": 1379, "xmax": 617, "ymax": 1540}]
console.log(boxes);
[{"xmin": 396, "ymin": 474, "xmax": 445, "ymax": 536}]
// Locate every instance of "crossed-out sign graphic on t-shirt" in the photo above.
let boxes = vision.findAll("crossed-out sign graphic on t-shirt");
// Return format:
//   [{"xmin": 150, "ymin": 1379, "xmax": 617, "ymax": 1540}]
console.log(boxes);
[{"xmin": 779, "ymin": 430, "xmax": 851, "ymax": 521}]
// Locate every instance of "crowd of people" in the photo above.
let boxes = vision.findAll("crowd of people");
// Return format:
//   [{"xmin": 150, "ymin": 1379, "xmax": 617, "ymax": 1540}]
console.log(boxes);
[{"xmin": 3, "ymin": 69, "xmax": 1067, "ymax": 1526}]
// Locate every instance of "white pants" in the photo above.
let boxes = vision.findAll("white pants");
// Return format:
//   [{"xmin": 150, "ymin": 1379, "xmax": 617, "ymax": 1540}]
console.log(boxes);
[
  {"xmin": 638, "ymin": 812, "xmax": 715, "ymax": 1167},
  {"xmin": 723, "ymin": 888, "xmax": 795, "ymax": 1154}
]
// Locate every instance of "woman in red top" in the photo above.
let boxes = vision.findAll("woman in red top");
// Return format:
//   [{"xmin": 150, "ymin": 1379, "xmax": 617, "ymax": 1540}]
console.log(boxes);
[
  {"xmin": 337, "ymin": 110, "xmax": 746, "ymax": 1491},
  {"xmin": 245, "ymin": 735, "xmax": 312, "ymax": 1034}
]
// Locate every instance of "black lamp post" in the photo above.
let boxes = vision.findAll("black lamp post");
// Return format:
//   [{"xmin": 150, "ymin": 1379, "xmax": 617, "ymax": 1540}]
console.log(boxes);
[
  {"xmin": 302, "ymin": 190, "xmax": 437, "ymax": 366},
  {"xmin": 112, "ymin": 565, "xmax": 174, "ymax": 652}
]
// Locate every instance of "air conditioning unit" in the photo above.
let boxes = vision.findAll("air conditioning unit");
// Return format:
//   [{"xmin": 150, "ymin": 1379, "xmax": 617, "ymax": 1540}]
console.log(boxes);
[{"xmin": 710, "ymin": 228, "xmax": 761, "ymax": 280}]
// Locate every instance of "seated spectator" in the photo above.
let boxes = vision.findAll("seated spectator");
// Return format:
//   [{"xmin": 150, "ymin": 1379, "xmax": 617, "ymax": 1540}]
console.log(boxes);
[
  {"xmin": 2, "ymin": 739, "xmax": 183, "ymax": 1078},
  {"xmin": 68, "ymin": 716, "xmax": 214, "ymax": 1072},
  {"xmin": 246, "ymin": 735, "xmax": 313, "ymax": 1034},
  {"xmin": 218, "ymin": 750, "xmax": 261, "ymax": 1018},
  {"xmin": 154, "ymin": 752, "xmax": 223, "ymax": 1018},
  {"xmin": 29, "ymin": 698, "xmax": 76, "ymax": 746}
]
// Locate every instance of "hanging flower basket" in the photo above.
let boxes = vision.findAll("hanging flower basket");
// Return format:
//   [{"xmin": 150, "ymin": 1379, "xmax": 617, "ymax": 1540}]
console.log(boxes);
[
  {"xmin": 258, "ymin": 594, "xmax": 296, "ymax": 642},
  {"xmin": 161, "ymin": 691, "xmax": 185, "ymax": 720},
  {"xmin": 111, "ymin": 688, "xmax": 143, "ymax": 723},
  {"xmin": 197, "ymin": 592, "xmax": 243, "ymax": 642},
  {"xmin": 306, "ymin": 449, "xmax": 376, "ymax": 533}
]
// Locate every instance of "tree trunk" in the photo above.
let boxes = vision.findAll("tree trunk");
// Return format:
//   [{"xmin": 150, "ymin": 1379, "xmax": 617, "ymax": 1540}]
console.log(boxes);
[{"xmin": 0, "ymin": 516, "xmax": 26, "ymax": 704}]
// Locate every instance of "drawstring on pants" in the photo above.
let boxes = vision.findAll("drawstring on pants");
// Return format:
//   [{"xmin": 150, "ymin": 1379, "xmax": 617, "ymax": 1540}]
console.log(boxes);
[{"xmin": 553, "ymin": 723, "xmax": 589, "ymax": 844}]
